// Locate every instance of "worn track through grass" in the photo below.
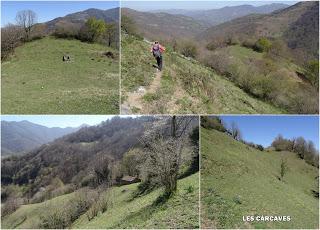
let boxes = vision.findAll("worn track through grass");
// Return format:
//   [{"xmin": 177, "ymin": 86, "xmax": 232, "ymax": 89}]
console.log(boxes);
[{"xmin": 121, "ymin": 69, "xmax": 162, "ymax": 114}]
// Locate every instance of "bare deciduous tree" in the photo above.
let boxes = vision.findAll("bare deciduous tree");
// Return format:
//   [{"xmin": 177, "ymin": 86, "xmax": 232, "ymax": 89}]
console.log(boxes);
[
  {"xmin": 93, "ymin": 156, "xmax": 112, "ymax": 186},
  {"xmin": 16, "ymin": 10, "xmax": 37, "ymax": 40},
  {"xmin": 230, "ymin": 122, "xmax": 242, "ymax": 141},
  {"xmin": 104, "ymin": 22, "xmax": 117, "ymax": 47},
  {"xmin": 140, "ymin": 116, "xmax": 196, "ymax": 196}
]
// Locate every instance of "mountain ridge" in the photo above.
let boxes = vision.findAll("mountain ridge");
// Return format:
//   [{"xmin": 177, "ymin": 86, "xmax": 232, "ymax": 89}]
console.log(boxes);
[
  {"xmin": 1, "ymin": 120, "xmax": 81, "ymax": 156},
  {"xmin": 45, "ymin": 7, "xmax": 119, "ymax": 32},
  {"xmin": 150, "ymin": 3, "xmax": 289, "ymax": 26}
]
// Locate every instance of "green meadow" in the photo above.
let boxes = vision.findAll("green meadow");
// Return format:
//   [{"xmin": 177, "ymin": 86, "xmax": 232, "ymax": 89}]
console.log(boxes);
[{"xmin": 1, "ymin": 37, "xmax": 119, "ymax": 114}]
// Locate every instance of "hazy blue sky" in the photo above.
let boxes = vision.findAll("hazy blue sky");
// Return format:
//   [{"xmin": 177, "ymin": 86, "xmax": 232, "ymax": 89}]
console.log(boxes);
[
  {"xmin": 220, "ymin": 116, "xmax": 319, "ymax": 149},
  {"xmin": 1, "ymin": 115, "xmax": 138, "ymax": 128},
  {"xmin": 121, "ymin": 1, "xmax": 297, "ymax": 11},
  {"xmin": 1, "ymin": 1, "xmax": 119, "ymax": 26}
]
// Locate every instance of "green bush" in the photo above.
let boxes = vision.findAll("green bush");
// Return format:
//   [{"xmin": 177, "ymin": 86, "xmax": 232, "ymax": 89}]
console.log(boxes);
[
  {"xmin": 305, "ymin": 60, "xmax": 319, "ymax": 89},
  {"xmin": 254, "ymin": 38, "xmax": 272, "ymax": 52},
  {"xmin": 254, "ymin": 76, "xmax": 277, "ymax": 100},
  {"xmin": 185, "ymin": 185, "xmax": 194, "ymax": 194},
  {"xmin": 201, "ymin": 116, "xmax": 226, "ymax": 132},
  {"xmin": 236, "ymin": 68, "xmax": 258, "ymax": 94}
]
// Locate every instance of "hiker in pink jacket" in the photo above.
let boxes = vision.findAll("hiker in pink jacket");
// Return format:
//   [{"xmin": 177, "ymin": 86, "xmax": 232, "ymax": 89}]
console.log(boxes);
[{"xmin": 150, "ymin": 41, "xmax": 165, "ymax": 71}]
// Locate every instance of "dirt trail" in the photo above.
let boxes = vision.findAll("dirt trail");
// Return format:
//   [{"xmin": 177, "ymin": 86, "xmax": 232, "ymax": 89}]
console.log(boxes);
[{"xmin": 121, "ymin": 70, "xmax": 162, "ymax": 114}]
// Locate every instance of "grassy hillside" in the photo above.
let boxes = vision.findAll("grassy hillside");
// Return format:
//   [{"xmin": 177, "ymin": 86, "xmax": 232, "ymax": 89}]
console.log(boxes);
[
  {"xmin": 201, "ymin": 128, "xmax": 319, "ymax": 229},
  {"xmin": 2, "ymin": 173, "xmax": 199, "ymax": 229},
  {"xmin": 1, "ymin": 37, "xmax": 119, "ymax": 114},
  {"xmin": 121, "ymin": 34, "xmax": 283, "ymax": 114}
]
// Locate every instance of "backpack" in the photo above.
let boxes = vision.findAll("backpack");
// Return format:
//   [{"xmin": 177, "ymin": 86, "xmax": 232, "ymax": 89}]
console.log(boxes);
[{"xmin": 152, "ymin": 44, "xmax": 161, "ymax": 58}]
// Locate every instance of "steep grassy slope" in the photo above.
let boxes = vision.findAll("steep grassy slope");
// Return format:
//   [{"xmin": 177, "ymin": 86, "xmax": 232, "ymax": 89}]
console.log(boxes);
[
  {"xmin": 2, "ymin": 173, "xmax": 199, "ymax": 229},
  {"xmin": 201, "ymin": 128, "xmax": 319, "ymax": 229},
  {"xmin": 1, "ymin": 37, "xmax": 119, "ymax": 114},
  {"xmin": 121, "ymin": 34, "xmax": 283, "ymax": 114}
]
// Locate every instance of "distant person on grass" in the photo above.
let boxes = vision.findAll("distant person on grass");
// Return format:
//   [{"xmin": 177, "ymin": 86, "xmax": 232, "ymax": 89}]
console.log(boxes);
[{"xmin": 150, "ymin": 41, "xmax": 165, "ymax": 71}]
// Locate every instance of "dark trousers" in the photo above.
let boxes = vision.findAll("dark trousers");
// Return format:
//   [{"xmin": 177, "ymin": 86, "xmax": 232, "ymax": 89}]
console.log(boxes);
[{"xmin": 156, "ymin": 56, "xmax": 163, "ymax": 71}]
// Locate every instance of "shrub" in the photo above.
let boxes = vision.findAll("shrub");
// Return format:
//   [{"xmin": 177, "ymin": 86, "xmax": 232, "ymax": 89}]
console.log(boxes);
[
  {"xmin": 39, "ymin": 207, "xmax": 69, "ymax": 229},
  {"xmin": 121, "ymin": 149, "xmax": 143, "ymax": 177},
  {"xmin": 305, "ymin": 60, "xmax": 319, "ymax": 88},
  {"xmin": 1, "ymin": 24, "xmax": 24, "ymax": 60},
  {"xmin": 86, "ymin": 193, "xmax": 109, "ymax": 221},
  {"xmin": 201, "ymin": 116, "xmax": 226, "ymax": 132},
  {"xmin": 254, "ymin": 38, "xmax": 272, "ymax": 52},
  {"xmin": 78, "ymin": 17, "xmax": 106, "ymax": 43},
  {"xmin": 53, "ymin": 23, "xmax": 80, "ymax": 39},
  {"xmin": 28, "ymin": 23, "xmax": 47, "ymax": 41},
  {"xmin": 206, "ymin": 37, "xmax": 226, "ymax": 50},
  {"xmin": 236, "ymin": 67, "xmax": 258, "ymax": 94},
  {"xmin": 185, "ymin": 185, "xmax": 194, "ymax": 194},
  {"xmin": 226, "ymin": 37, "xmax": 240, "ymax": 46},
  {"xmin": 50, "ymin": 184, "xmax": 76, "ymax": 199},
  {"xmin": 39, "ymin": 189, "xmax": 97, "ymax": 228},
  {"xmin": 203, "ymin": 51, "xmax": 231, "ymax": 75},
  {"xmin": 288, "ymin": 89, "xmax": 319, "ymax": 114},
  {"xmin": 1, "ymin": 197, "xmax": 22, "ymax": 217},
  {"xmin": 81, "ymin": 174, "xmax": 96, "ymax": 187},
  {"xmin": 179, "ymin": 41, "xmax": 198, "ymax": 58},
  {"xmin": 242, "ymin": 38, "xmax": 256, "ymax": 49},
  {"xmin": 256, "ymin": 145, "xmax": 264, "ymax": 151},
  {"xmin": 254, "ymin": 75, "xmax": 277, "ymax": 100},
  {"xmin": 267, "ymin": 39, "xmax": 289, "ymax": 59},
  {"xmin": 272, "ymin": 135, "xmax": 294, "ymax": 151}
]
